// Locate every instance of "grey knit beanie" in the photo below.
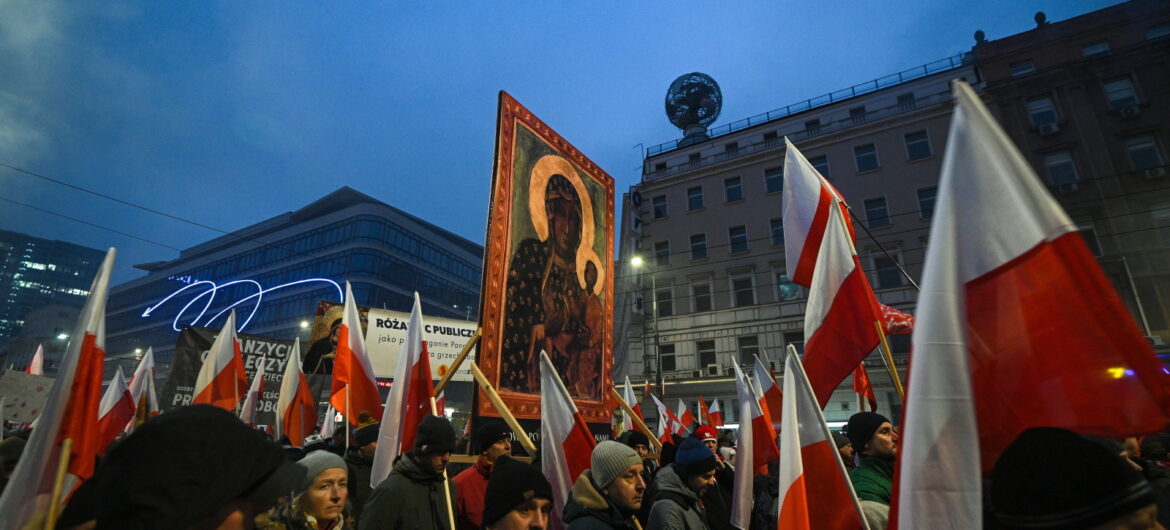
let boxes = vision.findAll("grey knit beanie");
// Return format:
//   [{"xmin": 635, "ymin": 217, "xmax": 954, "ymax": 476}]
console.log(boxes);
[
  {"xmin": 590, "ymin": 440, "xmax": 642, "ymax": 489},
  {"xmin": 298, "ymin": 450, "xmax": 347, "ymax": 492}
]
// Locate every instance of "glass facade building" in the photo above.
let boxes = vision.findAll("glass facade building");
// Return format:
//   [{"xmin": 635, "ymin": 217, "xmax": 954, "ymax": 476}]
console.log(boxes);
[
  {"xmin": 0, "ymin": 229, "xmax": 106, "ymax": 343},
  {"xmin": 105, "ymin": 187, "xmax": 483, "ymax": 372}
]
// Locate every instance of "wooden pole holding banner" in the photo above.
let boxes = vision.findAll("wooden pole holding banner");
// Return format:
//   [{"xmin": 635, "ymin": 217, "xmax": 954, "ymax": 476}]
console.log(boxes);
[
  {"xmin": 43, "ymin": 438, "xmax": 73, "ymax": 530},
  {"xmin": 873, "ymin": 321, "xmax": 906, "ymax": 404},
  {"xmin": 429, "ymin": 396, "xmax": 457, "ymax": 530},
  {"xmin": 434, "ymin": 328, "xmax": 481, "ymax": 396},
  {"xmin": 469, "ymin": 362, "xmax": 539, "ymax": 455},
  {"xmin": 608, "ymin": 387, "xmax": 662, "ymax": 453}
]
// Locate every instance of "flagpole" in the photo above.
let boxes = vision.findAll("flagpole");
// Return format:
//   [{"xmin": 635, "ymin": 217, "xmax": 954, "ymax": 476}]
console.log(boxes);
[
  {"xmin": 608, "ymin": 387, "xmax": 662, "ymax": 452},
  {"xmin": 434, "ymin": 328, "xmax": 480, "ymax": 396},
  {"xmin": 872, "ymin": 321, "xmax": 906, "ymax": 403},
  {"xmin": 469, "ymin": 362, "xmax": 539, "ymax": 454},
  {"xmin": 846, "ymin": 207, "xmax": 920, "ymax": 291},
  {"xmin": 427, "ymin": 396, "xmax": 457, "ymax": 530},
  {"xmin": 44, "ymin": 438, "xmax": 73, "ymax": 530},
  {"xmin": 345, "ymin": 386, "xmax": 351, "ymax": 453}
]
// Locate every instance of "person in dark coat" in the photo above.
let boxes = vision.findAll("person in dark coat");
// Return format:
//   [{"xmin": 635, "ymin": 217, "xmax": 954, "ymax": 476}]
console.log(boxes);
[
  {"xmin": 846, "ymin": 412, "xmax": 896, "ymax": 529},
  {"xmin": 346, "ymin": 420, "xmax": 380, "ymax": 522},
  {"xmin": 693, "ymin": 426, "xmax": 734, "ymax": 530},
  {"xmin": 483, "ymin": 456, "xmax": 554, "ymax": 530},
  {"xmin": 563, "ymin": 441, "xmax": 646, "ymax": 530},
  {"xmin": 359, "ymin": 415, "xmax": 458, "ymax": 530},
  {"xmin": 647, "ymin": 438, "xmax": 715, "ymax": 530}
]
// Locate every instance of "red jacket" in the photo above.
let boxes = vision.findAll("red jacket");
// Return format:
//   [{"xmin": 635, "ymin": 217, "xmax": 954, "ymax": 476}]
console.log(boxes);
[{"xmin": 453, "ymin": 457, "xmax": 492, "ymax": 530}]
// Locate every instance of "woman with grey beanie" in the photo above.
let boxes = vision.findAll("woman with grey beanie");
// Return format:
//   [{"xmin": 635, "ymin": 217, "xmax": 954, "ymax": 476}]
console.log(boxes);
[{"xmin": 256, "ymin": 450, "xmax": 353, "ymax": 530}]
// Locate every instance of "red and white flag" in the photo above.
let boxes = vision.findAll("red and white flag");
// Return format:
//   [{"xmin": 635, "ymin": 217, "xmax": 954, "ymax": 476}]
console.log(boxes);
[
  {"xmin": 0, "ymin": 248, "xmax": 114, "ymax": 527},
  {"xmin": 731, "ymin": 362, "xmax": 780, "ymax": 529},
  {"xmin": 192, "ymin": 310, "xmax": 248, "ymax": 412},
  {"xmin": 801, "ymin": 200, "xmax": 882, "ymax": 409},
  {"xmin": 239, "ymin": 355, "xmax": 268, "ymax": 426},
  {"xmin": 896, "ymin": 80, "xmax": 1170, "ymax": 528},
  {"xmin": 852, "ymin": 364, "xmax": 877, "ymax": 412},
  {"xmin": 623, "ymin": 376, "xmax": 643, "ymax": 422},
  {"xmin": 778, "ymin": 346, "xmax": 868, "ymax": 530},
  {"xmin": 371, "ymin": 292, "xmax": 436, "ymax": 488},
  {"xmin": 674, "ymin": 399, "xmax": 696, "ymax": 435},
  {"xmin": 698, "ymin": 396, "xmax": 714, "ymax": 427},
  {"xmin": 25, "ymin": 344, "xmax": 44, "ymax": 375},
  {"xmin": 125, "ymin": 347, "xmax": 159, "ymax": 433},
  {"xmin": 96, "ymin": 366, "xmax": 134, "ymax": 454},
  {"xmin": 541, "ymin": 350, "xmax": 597, "ymax": 530},
  {"xmin": 782, "ymin": 137, "xmax": 852, "ymax": 286},
  {"xmin": 709, "ymin": 398, "xmax": 724, "ymax": 427},
  {"xmin": 650, "ymin": 393, "xmax": 679, "ymax": 444},
  {"xmin": 329, "ymin": 282, "xmax": 383, "ymax": 427},
  {"xmin": 879, "ymin": 303, "xmax": 914, "ymax": 335},
  {"xmin": 752, "ymin": 356, "xmax": 783, "ymax": 431},
  {"xmin": 276, "ymin": 339, "xmax": 317, "ymax": 447}
]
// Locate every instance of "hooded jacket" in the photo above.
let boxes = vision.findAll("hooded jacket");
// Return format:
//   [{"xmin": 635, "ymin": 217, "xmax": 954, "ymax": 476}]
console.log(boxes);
[
  {"xmin": 646, "ymin": 465, "xmax": 709, "ymax": 530},
  {"xmin": 357, "ymin": 453, "xmax": 457, "ymax": 530},
  {"xmin": 562, "ymin": 470, "xmax": 640, "ymax": 530}
]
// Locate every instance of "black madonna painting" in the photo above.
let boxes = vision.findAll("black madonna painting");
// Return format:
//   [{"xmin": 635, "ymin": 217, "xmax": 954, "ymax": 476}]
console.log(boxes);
[{"xmin": 477, "ymin": 92, "xmax": 614, "ymax": 423}]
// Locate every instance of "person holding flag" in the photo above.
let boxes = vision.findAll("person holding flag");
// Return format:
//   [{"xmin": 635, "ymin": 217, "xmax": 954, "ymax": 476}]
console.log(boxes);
[{"xmin": 360, "ymin": 415, "xmax": 458, "ymax": 530}]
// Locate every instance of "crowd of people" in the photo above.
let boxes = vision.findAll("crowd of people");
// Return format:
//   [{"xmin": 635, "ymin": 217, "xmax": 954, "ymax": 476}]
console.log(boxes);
[{"xmin": 2, "ymin": 404, "xmax": 1167, "ymax": 529}]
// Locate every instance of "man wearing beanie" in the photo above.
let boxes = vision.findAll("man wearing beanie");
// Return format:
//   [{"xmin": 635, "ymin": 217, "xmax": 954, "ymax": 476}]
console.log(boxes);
[
  {"xmin": 360, "ymin": 415, "xmax": 459, "ymax": 530},
  {"xmin": 991, "ymin": 427, "xmax": 1163, "ymax": 529},
  {"xmin": 453, "ymin": 420, "xmax": 513, "ymax": 530},
  {"xmin": 563, "ymin": 440, "xmax": 646, "ymax": 530},
  {"xmin": 647, "ymin": 438, "xmax": 716, "ymax": 530},
  {"xmin": 622, "ymin": 430, "xmax": 657, "ymax": 489},
  {"xmin": 692, "ymin": 426, "xmax": 735, "ymax": 530},
  {"xmin": 484, "ymin": 456, "xmax": 554, "ymax": 530},
  {"xmin": 846, "ymin": 412, "xmax": 896, "ymax": 529},
  {"xmin": 347, "ymin": 418, "xmax": 381, "ymax": 521}
]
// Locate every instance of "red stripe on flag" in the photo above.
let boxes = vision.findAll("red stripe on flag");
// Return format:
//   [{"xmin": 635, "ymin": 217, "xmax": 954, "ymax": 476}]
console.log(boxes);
[
  {"xmin": 752, "ymin": 413, "xmax": 779, "ymax": 470},
  {"xmin": 792, "ymin": 186, "xmax": 835, "ymax": 286},
  {"xmin": 282, "ymin": 373, "xmax": 317, "ymax": 447},
  {"xmin": 330, "ymin": 324, "xmax": 384, "ymax": 425},
  {"xmin": 565, "ymin": 411, "xmax": 597, "ymax": 480},
  {"xmin": 61, "ymin": 333, "xmax": 105, "ymax": 481},
  {"xmin": 801, "ymin": 439, "xmax": 866, "ymax": 529},
  {"xmin": 399, "ymin": 342, "xmax": 437, "ymax": 453},
  {"xmin": 778, "ymin": 473, "xmax": 811, "ymax": 530},
  {"xmin": 803, "ymin": 266, "xmax": 881, "ymax": 409}
]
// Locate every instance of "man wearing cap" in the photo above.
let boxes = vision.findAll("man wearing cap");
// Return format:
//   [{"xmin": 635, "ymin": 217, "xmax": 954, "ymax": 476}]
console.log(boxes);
[
  {"xmin": 348, "ymin": 419, "xmax": 381, "ymax": 522},
  {"xmin": 647, "ymin": 438, "xmax": 716, "ymax": 530},
  {"xmin": 563, "ymin": 440, "xmax": 646, "ymax": 530},
  {"xmin": 484, "ymin": 456, "xmax": 555, "ymax": 530},
  {"xmin": 360, "ymin": 415, "xmax": 459, "ymax": 530},
  {"xmin": 693, "ymin": 426, "xmax": 734, "ymax": 530},
  {"xmin": 622, "ymin": 430, "xmax": 656, "ymax": 488},
  {"xmin": 846, "ymin": 412, "xmax": 896, "ymax": 529},
  {"xmin": 832, "ymin": 432, "xmax": 856, "ymax": 472},
  {"xmin": 453, "ymin": 420, "xmax": 513, "ymax": 530}
]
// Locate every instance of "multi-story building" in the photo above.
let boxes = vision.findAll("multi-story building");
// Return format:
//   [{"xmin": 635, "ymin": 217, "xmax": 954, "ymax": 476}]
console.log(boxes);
[
  {"xmin": 105, "ymin": 187, "xmax": 483, "ymax": 376},
  {"xmin": 0, "ymin": 303, "xmax": 81, "ymax": 374},
  {"xmin": 0, "ymin": 229, "xmax": 105, "ymax": 344}
]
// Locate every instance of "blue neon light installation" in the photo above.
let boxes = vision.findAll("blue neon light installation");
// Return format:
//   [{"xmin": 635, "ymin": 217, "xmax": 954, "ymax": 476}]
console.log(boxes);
[{"xmin": 142, "ymin": 278, "xmax": 344, "ymax": 332}]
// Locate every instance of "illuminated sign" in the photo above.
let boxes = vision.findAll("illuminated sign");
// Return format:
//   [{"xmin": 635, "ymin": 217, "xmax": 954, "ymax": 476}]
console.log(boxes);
[{"xmin": 143, "ymin": 278, "xmax": 344, "ymax": 332}]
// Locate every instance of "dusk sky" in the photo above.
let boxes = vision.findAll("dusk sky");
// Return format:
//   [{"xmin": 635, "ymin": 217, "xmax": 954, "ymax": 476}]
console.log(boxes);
[{"xmin": 0, "ymin": 1, "xmax": 1120, "ymax": 284}]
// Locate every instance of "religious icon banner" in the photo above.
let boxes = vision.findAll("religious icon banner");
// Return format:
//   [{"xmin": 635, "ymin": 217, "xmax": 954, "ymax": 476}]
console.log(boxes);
[{"xmin": 477, "ymin": 92, "xmax": 615, "ymax": 422}]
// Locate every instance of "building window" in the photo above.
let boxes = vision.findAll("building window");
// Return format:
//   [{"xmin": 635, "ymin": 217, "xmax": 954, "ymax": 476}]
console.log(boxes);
[
  {"xmin": 805, "ymin": 119, "xmax": 822, "ymax": 137},
  {"xmin": 864, "ymin": 198, "xmax": 891, "ymax": 228},
  {"xmin": 656, "ymin": 288, "xmax": 674, "ymax": 318},
  {"xmin": 1076, "ymin": 220, "xmax": 1103, "ymax": 257},
  {"xmin": 654, "ymin": 162, "xmax": 667, "ymax": 172},
  {"xmin": 660, "ymin": 344, "xmax": 676, "ymax": 372},
  {"xmin": 897, "ymin": 93, "xmax": 915, "ymax": 111},
  {"xmin": 855, "ymin": 144, "xmax": 880, "ymax": 172},
  {"xmin": 1104, "ymin": 78, "xmax": 1139, "ymax": 110},
  {"xmin": 655, "ymin": 240, "xmax": 670, "ymax": 266},
  {"xmin": 737, "ymin": 336, "xmax": 760, "ymax": 365},
  {"xmin": 697, "ymin": 340, "xmax": 716, "ymax": 367},
  {"xmin": 692, "ymin": 283, "xmax": 713, "ymax": 313},
  {"xmin": 763, "ymin": 131, "xmax": 779, "ymax": 146},
  {"xmin": 729, "ymin": 226, "xmax": 748, "ymax": 253},
  {"xmin": 809, "ymin": 155, "xmax": 830, "ymax": 178},
  {"xmin": 1044, "ymin": 151, "xmax": 1080, "ymax": 187},
  {"xmin": 731, "ymin": 275, "xmax": 755, "ymax": 307},
  {"xmin": 770, "ymin": 218, "xmax": 784, "ymax": 246},
  {"xmin": 873, "ymin": 251, "xmax": 905, "ymax": 289},
  {"xmin": 652, "ymin": 195, "xmax": 668, "ymax": 218},
  {"xmin": 764, "ymin": 167, "xmax": 783, "ymax": 193},
  {"xmin": 690, "ymin": 234, "xmax": 708, "ymax": 260},
  {"xmin": 687, "ymin": 186, "xmax": 704, "ymax": 211},
  {"xmin": 1149, "ymin": 24, "xmax": 1170, "ymax": 41},
  {"xmin": 725, "ymin": 177, "xmax": 743, "ymax": 202},
  {"xmin": 775, "ymin": 271, "xmax": 801, "ymax": 301},
  {"xmin": 850, "ymin": 106, "xmax": 867, "ymax": 125},
  {"xmin": 783, "ymin": 331, "xmax": 804, "ymax": 355},
  {"xmin": 725, "ymin": 142, "xmax": 739, "ymax": 158},
  {"xmin": 1027, "ymin": 96, "xmax": 1058, "ymax": 126},
  {"xmin": 917, "ymin": 187, "xmax": 937, "ymax": 219},
  {"xmin": 1010, "ymin": 60, "xmax": 1036, "ymax": 78},
  {"xmin": 1126, "ymin": 136, "xmax": 1164, "ymax": 170},
  {"xmin": 688, "ymin": 152, "xmax": 701, "ymax": 168},
  {"xmin": 905, "ymin": 131, "xmax": 932, "ymax": 160},
  {"xmin": 1082, "ymin": 41, "xmax": 1110, "ymax": 57}
]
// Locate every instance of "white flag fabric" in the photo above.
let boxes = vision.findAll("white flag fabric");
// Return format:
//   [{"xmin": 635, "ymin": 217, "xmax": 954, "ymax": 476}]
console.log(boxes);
[
  {"xmin": 125, "ymin": 347, "xmax": 159, "ymax": 433},
  {"xmin": 239, "ymin": 354, "xmax": 267, "ymax": 425},
  {"xmin": 541, "ymin": 351, "xmax": 596, "ymax": 530},
  {"xmin": 320, "ymin": 404, "xmax": 337, "ymax": 440},
  {"xmin": 730, "ymin": 363, "xmax": 756, "ymax": 530},
  {"xmin": 276, "ymin": 339, "xmax": 317, "ymax": 446},
  {"xmin": 782, "ymin": 137, "xmax": 849, "ymax": 286},
  {"xmin": 26, "ymin": 344, "xmax": 44, "ymax": 375},
  {"xmin": 371, "ymin": 292, "xmax": 435, "ymax": 489}
]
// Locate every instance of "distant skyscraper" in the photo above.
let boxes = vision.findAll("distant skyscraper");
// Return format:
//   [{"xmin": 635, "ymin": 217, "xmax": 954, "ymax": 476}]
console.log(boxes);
[{"xmin": 0, "ymin": 229, "xmax": 106, "ymax": 342}]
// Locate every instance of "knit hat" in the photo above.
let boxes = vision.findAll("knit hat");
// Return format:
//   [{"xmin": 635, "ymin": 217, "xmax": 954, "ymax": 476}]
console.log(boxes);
[
  {"xmin": 483, "ymin": 456, "xmax": 554, "ymax": 526},
  {"xmin": 831, "ymin": 432, "xmax": 851, "ymax": 450},
  {"xmin": 694, "ymin": 425, "xmax": 718, "ymax": 443},
  {"xmin": 591, "ymin": 441, "xmax": 643, "ymax": 488},
  {"xmin": 991, "ymin": 427, "xmax": 1155, "ymax": 529},
  {"xmin": 476, "ymin": 420, "xmax": 512, "ymax": 454},
  {"xmin": 846, "ymin": 412, "xmax": 889, "ymax": 455},
  {"xmin": 625, "ymin": 430, "xmax": 650, "ymax": 449},
  {"xmin": 415, "ymin": 415, "xmax": 456, "ymax": 455},
  {"xmin": 675, "ymin": 437, "xmax": 717, "ymax": 478},
  {"xmin": 303, "ymin": 433, "xmax": 328, "ymax": 454},
  {"xmin": 355, "ymin": 422, "xmax": 380, "ymax": 448},
  {"xmin": 298, "ymin": 450, "xmax": 347, "ymax": 492}
]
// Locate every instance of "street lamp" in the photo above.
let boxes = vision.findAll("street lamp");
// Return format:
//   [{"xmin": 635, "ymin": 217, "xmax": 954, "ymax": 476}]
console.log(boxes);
[{"xmin": 630, "ymin": 255, "xmax": 662, "ymax": 395}]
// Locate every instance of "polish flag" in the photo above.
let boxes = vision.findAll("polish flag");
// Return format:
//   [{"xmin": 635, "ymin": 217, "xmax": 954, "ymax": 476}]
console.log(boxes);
[
  {"xmin": 329, "ymin": 282, "xmax": 383, "ymax": 427},
  {"xmin": 371, "ymin": 292, "xmax": 436, "ymax": 489},
  {"xmin": 896, "ymin": 81, "xmax": 1170, "ymax": 528},
  {"xmin": 192, "ymin": 310, "xmax": 249, "ymax": 412},
  {"xmin": 125, "ymin": 347, "xmax": 159, "ymax": 433},
  {"xmin": 801, "ymin": 199, "xmax": 882, "ymax": 409},
  {"xmin": 319, "ymin": 404, "xmax": 337, "ymax": 440},
  {"xmin": 25, "ymin": 344, "xmax": 44, "ymax": 375},
  {"xmin": 731, "ymin": 362, "xmax": 780, "ymax": 529},
  {"xmin": 541, "ymin": 350, "xmax": 597, "ymax": 530},
  {"xmin": 650, "ymin": 393, "xmax": 679, "ymax": 444},
  {"xmin": 239, "ymin": 354, "xmax": 268, "ymax": 426},
  {"xmin": 752, "ymin": 356, "xmax": 784, "ymax": 431},
  {"xmin": 277, "ymin": 339, "xmax": 317, "ymax": 447},
  {"xmin": 778, "ymin": 346, "xmax": 868, "ymax": 530},
  {"xmin": 782, "ymin": 137, "xmax": 853, "ymax": 286},
  {"xmin": 853, "ymin": 364, "xmax": 877, "ymax": 412},
  {"xmin": 879, "ymin": 303, "xmax": 914, "ymax": 335},
  {"xmin": 709, "ymin": 398, "xmax": 724, "ymax": 427},
  {"xmin": 623, "ymin": 376, "xmax": 643, "ymax": 422},
  {"xmin": 674, "ymin": 399, "xmax": 696, "ymax": 435},
  {"xmin": 0, "ymin": 248, "xmax": 114, "ymax": 527},
  {"xmin": 96, "ymin": 366, "xmax": 134, "ymax": 453},
  {"xmin": 698, "ymin": 396, "xmax": 714, "ymax": 427}
]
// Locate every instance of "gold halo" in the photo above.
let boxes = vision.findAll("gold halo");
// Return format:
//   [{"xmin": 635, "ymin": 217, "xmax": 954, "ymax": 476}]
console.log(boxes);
[{"xmin": 527, "ymin": 154, "xmax": 603, "ymax": 295}]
